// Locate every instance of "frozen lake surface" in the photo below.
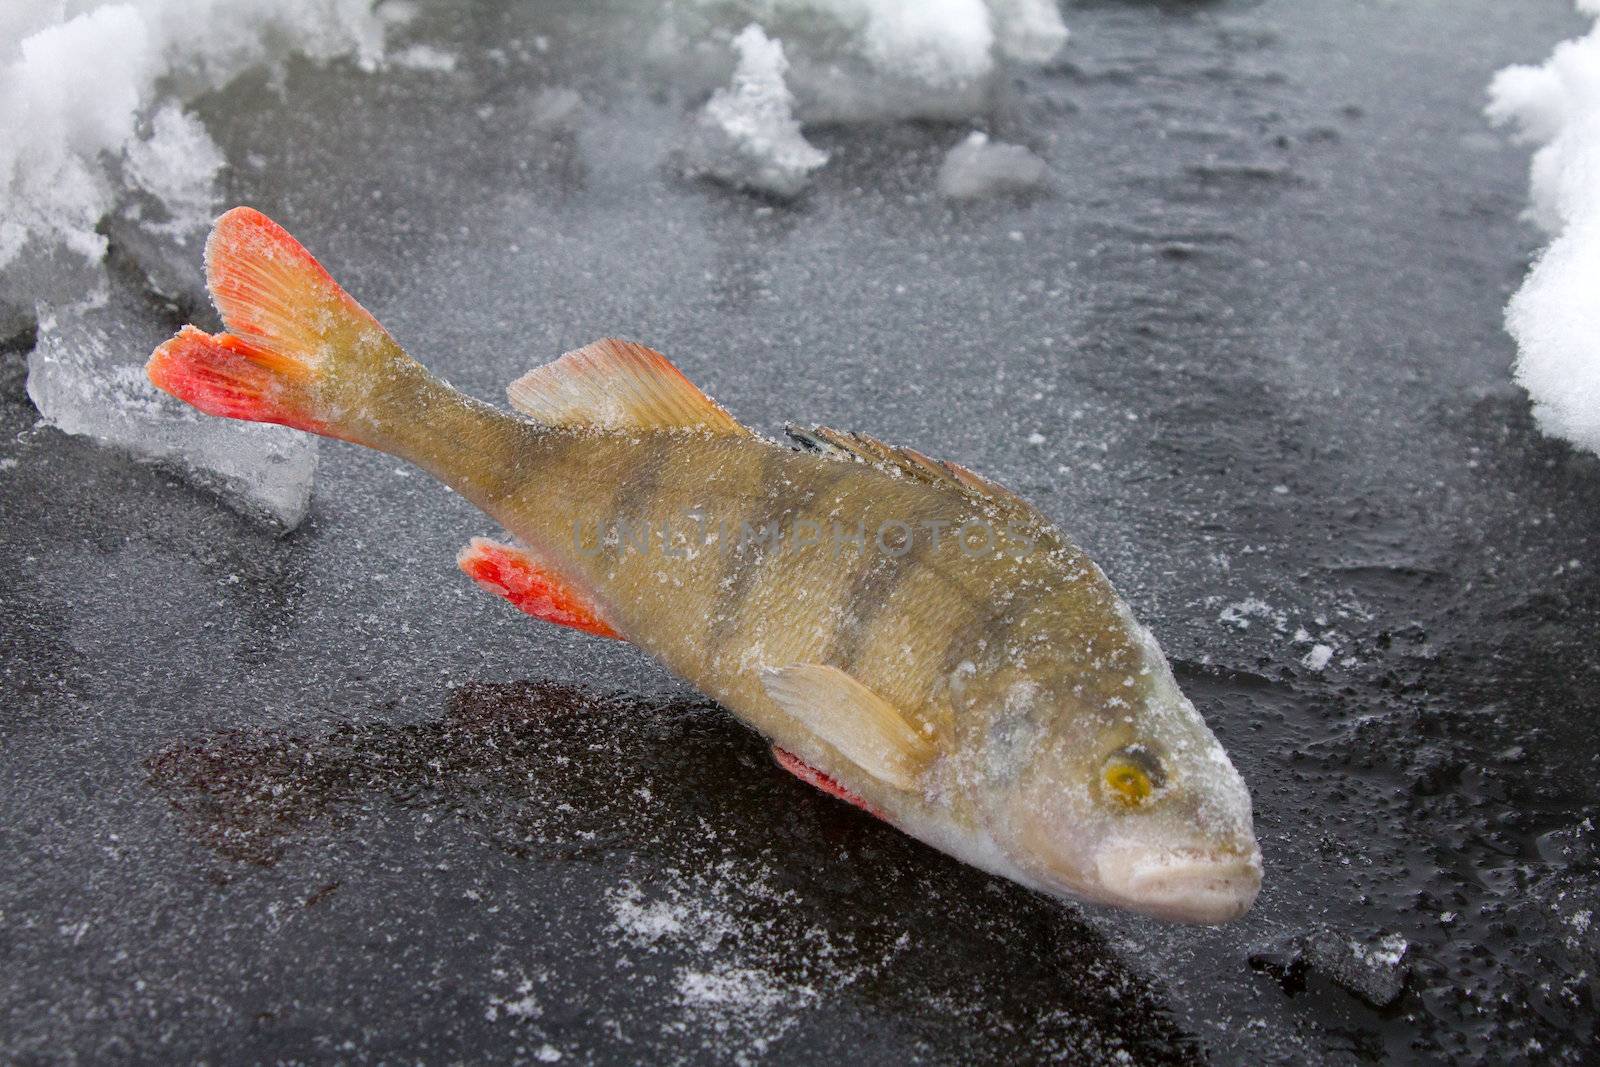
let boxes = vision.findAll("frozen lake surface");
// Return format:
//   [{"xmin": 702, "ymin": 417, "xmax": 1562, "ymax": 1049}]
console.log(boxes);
[{"xmin": 3, "ymin": 1, "xmax": 1598, "ymax": 1063}]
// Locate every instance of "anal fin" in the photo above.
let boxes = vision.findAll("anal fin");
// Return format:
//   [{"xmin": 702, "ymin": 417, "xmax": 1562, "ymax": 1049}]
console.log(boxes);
[
  {"xmin": 772, "ymin": 746, "xmax": 884, "ymax": 819},
  {"xmin": 458, "ymin": 537, "xmax": 621, "ymax": 640}
]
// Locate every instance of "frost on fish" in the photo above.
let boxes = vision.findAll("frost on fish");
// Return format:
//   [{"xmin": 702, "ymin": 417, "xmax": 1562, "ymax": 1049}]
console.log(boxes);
[{"xmin": 1486, "ymin": 0, "xmax": 1600, "ymax": 454}]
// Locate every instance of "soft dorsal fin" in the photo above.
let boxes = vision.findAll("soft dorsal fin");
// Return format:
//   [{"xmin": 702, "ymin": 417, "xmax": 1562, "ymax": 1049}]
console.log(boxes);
[
  {"xmin": 760, "ymin": 663, "xmax": 935, "ymax": 790},
  {"xmin": 786, "ymin": 424, "xmax": 1039, "ymax": 518},
  {"xmin": 508, "ymin": 338, "xmax": 754, "ymax": 435}
]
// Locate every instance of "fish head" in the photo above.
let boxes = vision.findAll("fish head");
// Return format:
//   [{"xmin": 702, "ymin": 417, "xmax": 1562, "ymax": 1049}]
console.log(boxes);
[{"xmin": 957, "ymin": 616, "xmax": 1261, "ymax": 924}]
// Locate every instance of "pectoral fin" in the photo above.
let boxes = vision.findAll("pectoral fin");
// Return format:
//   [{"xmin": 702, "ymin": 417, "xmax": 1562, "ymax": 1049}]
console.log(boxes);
[{"xmin": 759, "ymin": 664, "xmax": 933, "ymax": 790}]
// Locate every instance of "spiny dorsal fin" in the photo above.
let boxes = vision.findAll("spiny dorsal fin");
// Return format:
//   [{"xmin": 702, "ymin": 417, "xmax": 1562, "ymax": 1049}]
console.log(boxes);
[
  {"xmin": 760, "ymin": 663, "xmax": 935, "ymax": 790},
  {"xmin": 508, "ymin": 338, "xmax": 754, "ymax": 435},
  {"xmin": 786, "ymin": 424, "xmax": 1039, "ymax": 518}
]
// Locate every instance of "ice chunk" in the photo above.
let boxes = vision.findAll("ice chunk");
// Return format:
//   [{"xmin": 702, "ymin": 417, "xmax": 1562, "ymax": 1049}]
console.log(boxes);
[
  {"xmin": 1, "ymin": 1, "xmax": 406, "ymax": 521},
  {"xmin": 1486, "ymin": 4, "xmax": 1600, "ymax": 454},
  {"xmin": 0, "ymin": 1, "xmax": 403, "ymax": 281},
  {"xmin": 684, "ymin": 25, "xmax": 828, "ymax": 199},
  {"xmin": 1249, "ymin": 929, "xmax": 1411, "ymax": 1008},
  {"xmin": 26, "ymin": 296, "xmax": 316, "ymax": 530},
  {"xmin": 937, "ymin": 131, "xmax": 1048, "ymax": 199}
]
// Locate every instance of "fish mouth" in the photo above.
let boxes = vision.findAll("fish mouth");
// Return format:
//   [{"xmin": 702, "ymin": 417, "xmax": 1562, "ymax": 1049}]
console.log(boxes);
[{"xmin": 1093, "ymin": 843, "xmax": 1263, "ymax": 924}]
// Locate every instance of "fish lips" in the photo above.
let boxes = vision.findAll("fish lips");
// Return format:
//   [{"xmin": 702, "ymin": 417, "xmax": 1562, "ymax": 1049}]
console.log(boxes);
[{"xmin": 1091, "ymin": 842, "xmax": 1263, "ymax": 924}]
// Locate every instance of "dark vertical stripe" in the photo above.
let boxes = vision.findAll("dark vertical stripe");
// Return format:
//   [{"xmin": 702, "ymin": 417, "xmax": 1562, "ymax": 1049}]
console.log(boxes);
[{"xmin": 705, "ymin": 450, "xmax": 853, "ymax": 656}]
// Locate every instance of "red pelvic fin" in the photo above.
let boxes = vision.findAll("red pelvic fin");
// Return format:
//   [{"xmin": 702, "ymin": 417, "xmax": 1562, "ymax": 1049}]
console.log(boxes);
[
  {"xmin": 457, "ymin": 537, "xmax": 621, "ymax": 640},
  {"xmin": 772, "ymin": 745, "xmax": 884, "ymax": 819}
]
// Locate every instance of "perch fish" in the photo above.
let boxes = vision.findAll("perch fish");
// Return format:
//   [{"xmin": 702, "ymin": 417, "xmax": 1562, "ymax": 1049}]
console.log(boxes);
[{"xmin": 147, "ymin": 207, "xmax": 1262, "ymax": 923}]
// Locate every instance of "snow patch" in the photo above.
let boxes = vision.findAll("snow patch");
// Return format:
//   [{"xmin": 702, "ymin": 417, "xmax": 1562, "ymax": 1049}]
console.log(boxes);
[
  {"xmin": 667, "ymin": 0, "xmax": 1069, "ymax": 124},
  {"xmin": 1487, "ymin": 2, "xmax": 1600, "ymax": 453},
  {"xmin": 605, "ymin": 861, "xmax": 899, "ymax": 1062},
  {"xmin": 1300, "ymin": 643, "xmax": 1334, "ymax": 672}
]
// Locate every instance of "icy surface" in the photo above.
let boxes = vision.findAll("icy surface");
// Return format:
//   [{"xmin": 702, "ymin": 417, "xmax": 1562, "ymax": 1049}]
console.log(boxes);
[
  {"xmin": 1488, "ymin": 2, "xmax": 1600, "ymax": 453},
  {"xmin": 937, "ymin": 131, "xmax": 1048, "ymax": 199},
  {"xmin": 2, "ymin": 0, "xmax": 1599, "ymax": 1064},
  {"xmin": 683, "ymin": 25, "xmax": 827, "ymax": 198}
]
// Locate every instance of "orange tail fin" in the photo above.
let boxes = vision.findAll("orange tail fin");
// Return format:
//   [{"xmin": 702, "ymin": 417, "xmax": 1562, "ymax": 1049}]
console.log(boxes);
[
  {"xmin": 147, "ymin": 326, "xmax": 326, "ymax": 432},
  {"xmin": 146, "ymin": 206, "xmax": 407, "ymax": 445}
]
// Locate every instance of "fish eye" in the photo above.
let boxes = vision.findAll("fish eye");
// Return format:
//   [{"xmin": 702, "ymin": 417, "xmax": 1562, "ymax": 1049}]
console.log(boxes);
[{"xmin": 1100, "ymin": 744, "xmax": 1167, "ymax": 808}]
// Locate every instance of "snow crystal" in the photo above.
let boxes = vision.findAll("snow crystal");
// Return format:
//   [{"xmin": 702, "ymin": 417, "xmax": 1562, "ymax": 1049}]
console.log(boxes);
[
  {"xmin": 1217, "ymin": 597, "xmax": 1288, "ymax": 633},
  {"xmin": 485, "ymin": 975, "xmax": 543, "ymax": 1022},
  {"xmin": 122, "ymin": 104, "xmax": 227, "ymax": 241},
  {"xmin": 604, "ymin": 863, "xmax": 884, "ymax": 1062},
  {"xmin": 937, "ymin": 131, "xmax": 1048, "ymax": 199},
  {"xmin": 1301, "ymin": 644, "xmax": 1334, "ymax": 672},
  {"xmin": 392, "ymin": 44, "xmax": 458, "ymax": 73},
  {"xmin": 684, "ymin": 25, "xmax": 828, "ymax": 198},
  {"xmin": 1487, "ymin": 2, "xmax": 1600, "ymax": 453}
]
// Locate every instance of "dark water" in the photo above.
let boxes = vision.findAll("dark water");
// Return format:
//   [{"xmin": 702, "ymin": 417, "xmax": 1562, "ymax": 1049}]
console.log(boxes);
[{"xmin": 3, "ymin": 0, "xmax": 1597, "ymax": 1062}]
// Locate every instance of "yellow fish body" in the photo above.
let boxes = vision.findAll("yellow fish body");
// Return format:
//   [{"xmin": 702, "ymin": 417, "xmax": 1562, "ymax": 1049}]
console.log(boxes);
[{"xmin": 148, "ymin": 208, "xmax": 1262, "ymax": 923}]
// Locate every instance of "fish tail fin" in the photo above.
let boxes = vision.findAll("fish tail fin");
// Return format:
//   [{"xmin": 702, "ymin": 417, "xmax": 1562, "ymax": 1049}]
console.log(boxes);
[{"xmin": 147, "ymin": 206, "xmax": 419, "ymax": 447}]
